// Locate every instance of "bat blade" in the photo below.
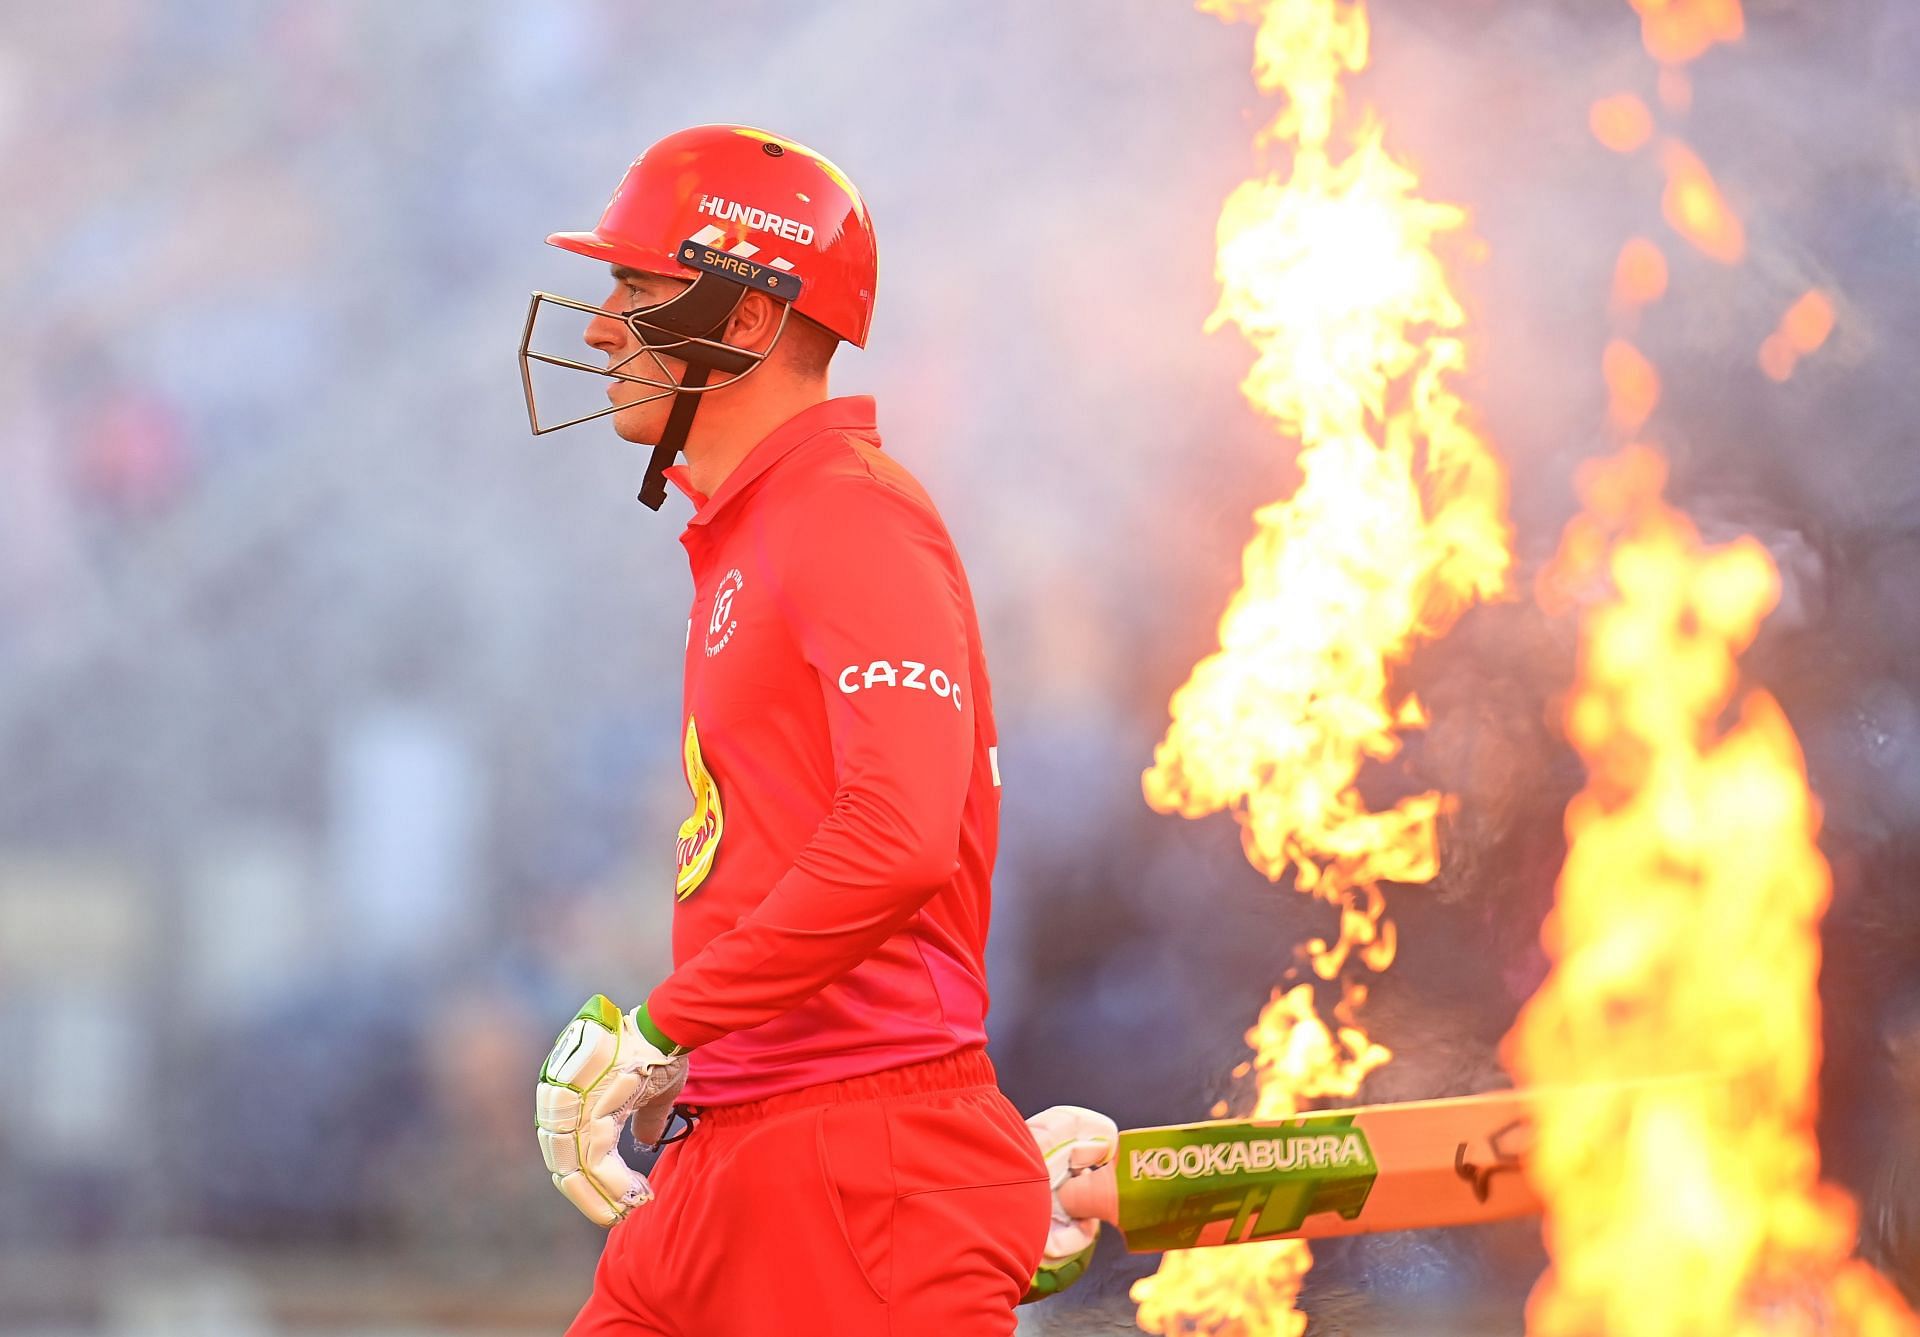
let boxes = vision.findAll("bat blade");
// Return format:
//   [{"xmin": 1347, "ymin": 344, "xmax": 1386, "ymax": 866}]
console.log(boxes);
[{"xmin": 1056, "ymin": 1090, "xmax": 1538, "ymax": 1253}]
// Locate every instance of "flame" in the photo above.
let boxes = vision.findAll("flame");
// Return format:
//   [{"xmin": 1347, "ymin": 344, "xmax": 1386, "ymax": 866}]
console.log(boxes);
[
  {"xmin": 1779, "ymin": 289, "xmax": 1837, "ymax": 350},
  {"xmin": 1611, "ymin": 238, "xmax": 1670, "ymax": 312},
  {"xmin": 1509, "ymin": 4, "xmax": 1915, "ymax": 1331},
  {"xmin": 1590, "ymin": 94, "xmax": 1655, "ymax": 154},
  {"xmin": 1509, "ymin": 448, "xmax": 1919, "ymax": 1336},
  {"xmin": 1659, "ymin": 140, "xmax": 1747, "ymax": 263},
  {"xmin": 1133, "ymin": 0, "xmax": 1511, "ymax": 1328},
  {"xmin": 1658, "ymin": 67, "xmax": 1695, "ymax": 114},
  {"xmin": 1759, "ymin": 289, "xmax": 1837, "ymax": 383},
  {"xmin": 1137, "ymin": 1236, "xmax": 1314, "ymax": 1337},
  {"xmin": 1628, "ymin": 0, "xmax": 1745, "ymax": 65},
  {"xmin": 1603, "ymin": 339, "xmax": 1662, "ymax": 431}
]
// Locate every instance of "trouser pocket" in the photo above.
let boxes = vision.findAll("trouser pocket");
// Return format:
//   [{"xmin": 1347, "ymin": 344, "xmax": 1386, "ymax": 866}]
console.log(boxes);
[{"xmin": 815, "ymin": 1102, "xmax": 894, "ymax": 1304}]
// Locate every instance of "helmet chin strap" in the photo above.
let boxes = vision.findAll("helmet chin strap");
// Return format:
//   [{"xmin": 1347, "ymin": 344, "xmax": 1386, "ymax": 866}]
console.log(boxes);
[
  {"xmin": 520, "ymin": 265, "xmax": 792, "ymax": 505},
  {"xmin": 623, "ymin": 271, "xmax": 762, "ymax": 510},
  {"xmin": 639, "ymin": 363, "xmax": 712, "ymax": 510}
]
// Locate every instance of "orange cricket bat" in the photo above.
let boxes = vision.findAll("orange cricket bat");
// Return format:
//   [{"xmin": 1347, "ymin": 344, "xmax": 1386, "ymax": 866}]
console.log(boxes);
[{"xmin": 1054, "ymin": 1089, "xmax": 1540, "ymax": 1252}]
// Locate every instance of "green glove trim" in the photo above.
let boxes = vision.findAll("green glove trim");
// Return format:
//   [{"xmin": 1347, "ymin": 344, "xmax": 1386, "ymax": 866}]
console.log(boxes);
[
  {"xmin": 539, "ymin": 994, "xmax": 627, "ymax": 1087},
  {"xmin": 633, "ymin": 1002, "xmax": 690, "ymax": 1058},
  {"xmin": 578, "ymin": 994, "xmax": 624, "ymax": 1031},
  {"xmin": 1020, "ymin": 1239, "xmax": 1096, "ymax": 1305}
]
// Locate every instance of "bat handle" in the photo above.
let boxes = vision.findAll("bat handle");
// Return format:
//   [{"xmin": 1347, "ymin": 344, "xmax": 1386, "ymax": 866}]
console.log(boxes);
[{"xmin": 1055, "ymin": 1160, "xmax": 1120, "ymax": 1227}]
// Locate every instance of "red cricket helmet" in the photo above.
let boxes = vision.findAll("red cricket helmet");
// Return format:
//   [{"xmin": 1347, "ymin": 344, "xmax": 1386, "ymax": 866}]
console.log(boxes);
[
  {"xmin": 520, "ymin": 125, "xmax": 878, "ymax": 509},
  {"xmin": 548, "ymin": 124, "xmax": 877, "ymax": 347}
]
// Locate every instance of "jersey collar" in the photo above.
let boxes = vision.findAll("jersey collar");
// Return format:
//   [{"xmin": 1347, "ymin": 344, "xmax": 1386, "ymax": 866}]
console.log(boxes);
[{"xmin": 663, "ymin": 395, "xmax": 879, "ymax": 527}]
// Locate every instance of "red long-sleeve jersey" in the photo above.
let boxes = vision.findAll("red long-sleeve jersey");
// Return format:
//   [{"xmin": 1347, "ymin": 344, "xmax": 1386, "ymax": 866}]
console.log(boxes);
[{"xmin": 643, "ymin": 396, "xmax": 1001, "ymax": 1105}]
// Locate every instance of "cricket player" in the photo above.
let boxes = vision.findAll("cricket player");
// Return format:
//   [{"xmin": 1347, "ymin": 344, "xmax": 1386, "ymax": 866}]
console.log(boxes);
[{"xmin": 520, "ymin": 125, "xmax": 1055, "ymax": 1335}]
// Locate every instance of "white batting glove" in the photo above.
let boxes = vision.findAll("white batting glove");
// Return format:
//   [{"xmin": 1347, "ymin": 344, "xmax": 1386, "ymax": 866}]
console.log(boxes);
[
  {"xmin": 536, "ymin": 994, "xmax": 689, "ymax": 1227},
  {"xmin": 1022, "ymin": 1104, "xmax": 1119, "ymax": 1301}
]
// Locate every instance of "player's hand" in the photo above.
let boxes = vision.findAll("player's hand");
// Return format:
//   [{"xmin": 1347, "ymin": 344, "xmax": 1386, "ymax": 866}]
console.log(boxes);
[
  {"xmin": 536, "ymin": 994, "xmax": 689, "ymax": 1227},
  {"xmin": 1021, "ymin": 1104, "xmax": 1119, "ymax": 1303}
]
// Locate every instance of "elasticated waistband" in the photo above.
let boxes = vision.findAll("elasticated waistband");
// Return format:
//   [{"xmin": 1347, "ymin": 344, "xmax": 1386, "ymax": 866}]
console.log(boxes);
[{"xmin": 689, "ymin": 1047, "xmax": 997, "ymax": 1129}]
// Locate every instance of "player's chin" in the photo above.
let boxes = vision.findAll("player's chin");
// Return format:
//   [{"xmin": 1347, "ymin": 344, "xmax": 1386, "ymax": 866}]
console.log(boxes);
[{"xmin": 608, "ymin": 400, "xmax": 665, "ymax": 444}]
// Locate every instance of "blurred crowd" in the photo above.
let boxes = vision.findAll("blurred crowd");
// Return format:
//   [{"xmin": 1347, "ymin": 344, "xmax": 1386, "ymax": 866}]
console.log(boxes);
[{"xmin": 0, "ymin": 1, "xmax": 1916, "ymax": 1331}]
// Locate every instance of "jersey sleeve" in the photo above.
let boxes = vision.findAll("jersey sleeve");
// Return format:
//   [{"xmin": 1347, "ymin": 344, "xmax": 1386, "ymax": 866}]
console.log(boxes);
[{"xmin": 644, "ymin": 474, "xmax": 976, "ymax": 1049}]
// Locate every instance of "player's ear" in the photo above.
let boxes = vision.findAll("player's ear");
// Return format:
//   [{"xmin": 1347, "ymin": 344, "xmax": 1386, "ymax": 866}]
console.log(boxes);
[{"xmin": 726, "ymin": 291, "xmax": 785, "ymax": 356}]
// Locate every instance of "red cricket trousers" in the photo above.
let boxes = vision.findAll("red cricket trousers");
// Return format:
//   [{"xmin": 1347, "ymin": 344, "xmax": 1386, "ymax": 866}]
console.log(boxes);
[{"xmin": 565, "ymin": 1048, "xmax": 1051, "ymax": 1336}]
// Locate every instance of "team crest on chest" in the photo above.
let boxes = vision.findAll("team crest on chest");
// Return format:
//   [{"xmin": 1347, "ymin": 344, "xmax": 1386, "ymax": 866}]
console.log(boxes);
[{"xmin": 705, "ymin": 568, "xmax": 745, "ymax": 658}]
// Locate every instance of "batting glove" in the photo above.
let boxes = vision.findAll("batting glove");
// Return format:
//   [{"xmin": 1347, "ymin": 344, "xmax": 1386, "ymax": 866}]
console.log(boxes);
[
  {"xmin": 1021, "ymin": 1104, "xmax": 1119, "ymax": 1303},
  {"xmin": 536, "ymin": 994, "xmax": 689, "ymax": 1227}
]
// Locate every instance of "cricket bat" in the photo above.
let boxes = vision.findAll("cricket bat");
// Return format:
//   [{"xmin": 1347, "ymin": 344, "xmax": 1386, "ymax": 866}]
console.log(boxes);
[{"xmin": 1054, "ymin": 1089, "xmax": 1539, "ymax": 1253}]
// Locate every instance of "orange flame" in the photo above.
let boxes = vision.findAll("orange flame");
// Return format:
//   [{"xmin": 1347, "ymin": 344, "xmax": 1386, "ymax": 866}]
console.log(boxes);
[
  {"xmin": 1134, "ymin": 0, "xmax": 1512, "ymax": 1328},
  {"xmin": 1603, "ymin": 339, "xmax": 1662, "ymax": 431},
  {"xmin": 1611, "ymin": 237, "xmax": 1670, "ymax": 311},
  {"xmin": 1508, "ymin": 447, "xmax": 1919, "ymax": 1336},
  {"xmin": 1628, "ymin": 0, "xmax": 1745, "ymax": 65},
  {"xmin": 1515, "ymin": 4, "xmax": 1912, "ymax": 1328},
  {"xmin": 1780, "ymin": 288, "xmax": 1837, "ymax": 350},
  {"xmin": 1756, "ymin": 340, "xmax": 1795, "ymax": 384},
  {"xmin": 1759, "ymin": 289, "xmax": 1837, "ymax": 383},
  {"xmin": 1590, "ymin": 94, "xmax": 1655, "ymax": 154},
  {"xmin": 1660, "ymin": 140, "xmax": 1746, "ymax": 263}
]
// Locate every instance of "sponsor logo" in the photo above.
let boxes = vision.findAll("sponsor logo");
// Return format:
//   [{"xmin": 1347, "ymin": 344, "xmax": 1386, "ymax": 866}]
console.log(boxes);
[
  {"xmin": 1127, "ymin": 1131, "xmax": 1372, "ymax": 1181},
  {"xmin": 1114, "ymin": 1120, "xmax": 1380, "ymax": 1249},
  {"xmin": 695, "ymin": 194, "xmax": 815, "ymax": 245},
  {"xmin": 675, "ymin": 717, "xmax": 724, "ymax": 900},
  {"xmin": 835, "ymin": 658, "xmax": 964, "ymax": 712},
  {"xmin": 705, "ymin": 569, "xmax": 744, "ymax": 658},
  {"xmin": 1454, "ymin": 1115, "xmax": 1535, "ymax": 1204}
]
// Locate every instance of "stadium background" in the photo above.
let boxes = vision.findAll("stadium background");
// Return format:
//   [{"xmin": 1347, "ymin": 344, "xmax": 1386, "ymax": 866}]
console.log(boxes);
[{"xmin": 1, "ymin": 2, "xmax": 1915, "ymax": 1332}]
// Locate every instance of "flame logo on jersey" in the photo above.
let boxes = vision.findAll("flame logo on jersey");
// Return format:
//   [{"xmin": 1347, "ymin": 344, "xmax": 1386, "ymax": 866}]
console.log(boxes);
[{"xmin": 675, "ymin": 716, "xmax": 724, "ymax": 901}]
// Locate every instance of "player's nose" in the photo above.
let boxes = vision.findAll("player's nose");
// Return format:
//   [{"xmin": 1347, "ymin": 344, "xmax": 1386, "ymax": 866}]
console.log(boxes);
[{"xmin": 583, "ymin": 310, "xmax": 628, "ymax": 357}]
